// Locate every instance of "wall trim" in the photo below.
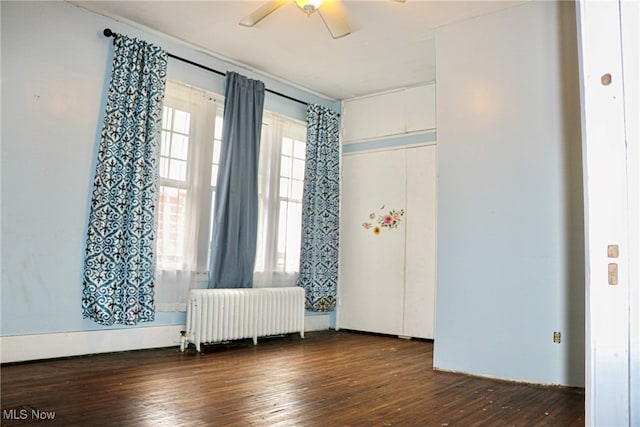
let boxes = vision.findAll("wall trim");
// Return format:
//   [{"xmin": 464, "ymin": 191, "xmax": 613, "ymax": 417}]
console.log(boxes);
[
  {"xmin": 0, "ymin": 325, "xmax": 185, "ymax": 364},
  {"xmin": 2, "ymin": 315, "xmax": 332, "ymax": 363},
  {"xmin": 341, "ymin": 81, "xmax": 436, "ymax": 103},
  {"xmin": 304, "ymin": 312, "xmax": 331, "ymax": 332},
  {"xmin": 342, "ymin": 130, "xmax": 436, "ymax": 155},
  {"xmin": 432, "ymin": 366, "xmax": 583, "ymax": 389}
]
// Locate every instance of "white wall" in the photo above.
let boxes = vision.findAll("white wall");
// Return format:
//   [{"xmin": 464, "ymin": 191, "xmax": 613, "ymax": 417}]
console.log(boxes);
[
  {"xmin": 0, "ymin": 0, "xmax": 337, "ymax": 362},
  {"xmin": 433, "ymin": 1, "xmax": 585, "ymax": 386}
]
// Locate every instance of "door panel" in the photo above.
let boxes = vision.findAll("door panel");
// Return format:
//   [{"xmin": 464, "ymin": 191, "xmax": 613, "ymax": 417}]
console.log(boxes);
[
  {"xmin": 338, "ymin": 150, "xmax": 406, "ymax": 335},
  {"xmin": 404, "ymin": 145, "xmax": 437, "ymax": 339}
]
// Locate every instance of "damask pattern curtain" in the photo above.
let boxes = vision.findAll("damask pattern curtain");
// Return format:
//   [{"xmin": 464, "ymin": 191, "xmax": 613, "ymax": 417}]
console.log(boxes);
[
  {"xmin": 209, "ymin": 72, "xmax": 265, "ymax": 288},
  {"xmin": 298, "ymin": 104, "xmax": 340, "ymax": 311},
  {"xmin": 82, "ymin": 34, "xmax": 167, "ymax": 325}
]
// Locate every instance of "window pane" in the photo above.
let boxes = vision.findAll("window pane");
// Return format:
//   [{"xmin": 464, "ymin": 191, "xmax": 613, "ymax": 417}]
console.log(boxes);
[
  {"xmin": 207, "ymin": 193, "xmax": 216, "ymax": 270},
  {"xmin": 169, "ymin": 159, "xmax": 187, "ymax": 181},
  {"xmin": 275, "ymin": 200, "xmax": 302, "ymax": 273},
  {"xmin": 280, "ymin": 177, "xmax": 290, "ymax": 198},
  {"xmin": 254, "ymin": 198, "xmax": 265, "ymax": 272},
  {"xmin": 162, "ymin": 106, "xmax": 172, "ymax": 130},
  {"xmin": 293, "ymin": 140, "xmax": 305, "ymax": 159},
  {"xmin": 161, "ymin": 131, "xmax": 170, "ymax": 156},
  {"xmin": 285, "ymin": 202, "xmax": 302, "ymax": 271},
  {"xmin": 211, "ymin": 165, "xmax": 218, "ymax": 187},
  {"xmin": 157, "ymin": 186, "xmax": 188, "ymax": 268},
  {"xmin": 212, "ymin": 116, "xmax": 223, "ymax": 189},
  {"xmin": 277, "ymin": 201, "xmax": 288, "ymax": 255},
  {"xmin": 173, "ymin": 109, "xmax": 190, "ymax": 134},
  {"xmin": 291, "ymin": 180, "xmax": 304, "ymax": 200},
  {"xmin": 170, "ymin": 134, "xmax": 189, "ymax": 160},
  {"xmin": 292, "ymin": 158, "xmax": 305, "ymax": 181},
  {"xmin": 280, "ymin": 156, "xmax": 292, "ymax": 177},
  {"xmin": 159, "ymin": 157, "xmax": 169, "ymax": 179},
  {"xmin": 160, "ymin": 106, "xmax": 191, "ymax": 184},
  {"xmin": 214, "ymin": 116, "xmax": 224, "ymax": 140},
  {"xmin": 212, "ymin": 140, "xmax": 221, "ymax": 164}
]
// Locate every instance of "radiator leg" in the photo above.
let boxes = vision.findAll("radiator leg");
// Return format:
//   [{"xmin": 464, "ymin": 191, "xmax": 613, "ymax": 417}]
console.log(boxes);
[
  {"xmin": 180, "ymin": 331, "xmax": 186, "ymax": 352},
  {"xmin": 253, "ymin": 336, "xmax": 258, "ymax": 345}
]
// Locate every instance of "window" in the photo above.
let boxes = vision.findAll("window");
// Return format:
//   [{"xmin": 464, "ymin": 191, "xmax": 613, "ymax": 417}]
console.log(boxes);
[
  {"xmin": 255, "ymin": 115, "xmax": 307, "ymax": 286},
  {"xmin": 155, "ymin": 80, "xmax": 220, "ymax": 311},
  {"xmin": 155, "ymin": 79, "xmax": 307, "ymax": 309}
]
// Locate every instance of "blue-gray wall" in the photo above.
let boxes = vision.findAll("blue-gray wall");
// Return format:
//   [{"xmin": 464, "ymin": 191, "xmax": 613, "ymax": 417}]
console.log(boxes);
[{"xmin": 433, "ymin": 1, "xmax": 585, "ymax": 386}]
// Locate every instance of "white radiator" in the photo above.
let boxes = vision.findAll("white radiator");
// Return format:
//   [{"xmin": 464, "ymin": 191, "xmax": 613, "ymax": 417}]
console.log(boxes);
[{"xmin": 181, "ymin": 287, "xmax": 305, "ymax": 352}]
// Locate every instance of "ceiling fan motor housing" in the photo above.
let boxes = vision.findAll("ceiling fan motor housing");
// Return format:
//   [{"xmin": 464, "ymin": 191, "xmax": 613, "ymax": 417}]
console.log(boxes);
[{"xmin": 295, "ymin": 0, "xmax": 323, "ymax": 15}]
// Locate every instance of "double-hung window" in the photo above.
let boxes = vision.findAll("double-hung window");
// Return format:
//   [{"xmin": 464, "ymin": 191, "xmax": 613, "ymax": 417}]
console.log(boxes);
[
  {"xmin": 155, "ymin": 79, "xmax": 307, "ymax": 310},
  {"xmin": 155, "ymin": 80, "xmax": 222, "ymax": 311},
  {"xmin": 254, "ymin": 113, "xmax": 307, "ymax": 287}
]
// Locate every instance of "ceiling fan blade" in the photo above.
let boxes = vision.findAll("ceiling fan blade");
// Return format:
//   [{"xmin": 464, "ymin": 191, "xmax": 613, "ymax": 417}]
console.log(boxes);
[
  {"xmin": 317, "ymin": 0, "xmax": 351, "ymax": 39},
  {"xmin": 239, "ymin": 0, "xmax": 289, "ymax": 27}
]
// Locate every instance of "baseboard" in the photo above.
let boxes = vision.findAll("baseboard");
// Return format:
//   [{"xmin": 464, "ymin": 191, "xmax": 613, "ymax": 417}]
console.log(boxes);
[
  {"xmin": 1, "ymin": 314, "xmax": 332, "ymax": 363},
  {"xmin": 432, "ymin": 366, "xmax": 583, "ymax": 388},
  {"xmin": 304, "ymin": 313, "xmax": 330, "ymax": 332},
  {"xmin": 0, "ymin": 325, "xmax": 184, "ymax": 364}
]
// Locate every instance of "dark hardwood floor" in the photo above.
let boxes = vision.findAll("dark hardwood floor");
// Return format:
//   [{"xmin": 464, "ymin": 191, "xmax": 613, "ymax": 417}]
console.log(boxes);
[{"xmin": 1, "ymin": 330, "xmax": 584, "ymax": 426}]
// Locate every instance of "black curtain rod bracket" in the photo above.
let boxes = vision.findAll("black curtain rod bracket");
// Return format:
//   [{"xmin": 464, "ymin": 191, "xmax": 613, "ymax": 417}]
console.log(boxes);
[{"xmin": 102, "ymin": 28, "xmax": 314, "ymax": 109}]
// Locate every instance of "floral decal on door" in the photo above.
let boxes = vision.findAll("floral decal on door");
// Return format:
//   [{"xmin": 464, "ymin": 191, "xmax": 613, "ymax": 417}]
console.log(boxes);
[{"xmin": 362, "ymin": 205, "xmax": 405, "ymax": 235}]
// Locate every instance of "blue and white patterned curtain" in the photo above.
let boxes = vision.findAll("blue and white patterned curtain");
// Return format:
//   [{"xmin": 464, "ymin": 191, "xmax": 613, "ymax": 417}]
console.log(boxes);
[
  {"xmin": 297, "ymin": 104, "xmax": 340, "ymax": 311},
  {"xmin": 82, "ymin": 34, "xmax": 167, "ymax": 325}
]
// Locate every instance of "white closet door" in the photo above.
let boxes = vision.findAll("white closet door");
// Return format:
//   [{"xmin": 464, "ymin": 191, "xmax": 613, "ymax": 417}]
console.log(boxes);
[
  {"xmin": 338, "ymin": 149, "xmax": 406, "ymax": 335},
  {"xmin": 403, "ymin": 145, "xmax": 437, "ymax": 339}
]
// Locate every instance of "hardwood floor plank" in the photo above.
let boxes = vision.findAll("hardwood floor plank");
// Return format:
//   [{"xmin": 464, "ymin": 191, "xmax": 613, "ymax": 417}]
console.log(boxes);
[{"xmin": 1, "ymin": 330, "xmax": 584, "ymax": 426}]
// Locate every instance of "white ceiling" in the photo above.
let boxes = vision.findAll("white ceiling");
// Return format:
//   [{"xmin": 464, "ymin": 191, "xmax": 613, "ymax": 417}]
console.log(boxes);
[{"xmin": 70, "ymin": 0, "xmax": 527, "ymax": 100}]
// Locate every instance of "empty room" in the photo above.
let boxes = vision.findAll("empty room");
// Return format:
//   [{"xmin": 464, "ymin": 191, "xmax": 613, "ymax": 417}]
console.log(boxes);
[{"xmin": 1, "ymin": 0, "xmax": 637, "ymax": 425}]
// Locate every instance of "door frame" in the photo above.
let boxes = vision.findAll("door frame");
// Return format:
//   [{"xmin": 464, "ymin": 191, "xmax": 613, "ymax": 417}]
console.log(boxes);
[{"xmin": 577, "ymin": 0, "xmax": 639, "ymax": 424}]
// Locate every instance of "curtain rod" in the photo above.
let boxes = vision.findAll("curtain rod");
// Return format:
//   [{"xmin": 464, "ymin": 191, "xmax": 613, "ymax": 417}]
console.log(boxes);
[{"xmin": 103, "ymin": 28, "xmax": 310, "ymax": 108}]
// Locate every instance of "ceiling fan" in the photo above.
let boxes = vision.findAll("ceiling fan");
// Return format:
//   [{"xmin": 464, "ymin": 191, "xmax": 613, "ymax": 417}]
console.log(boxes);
[{"xmin": 240, "ymin": 0, "xmax": 404, "ymax": 40}]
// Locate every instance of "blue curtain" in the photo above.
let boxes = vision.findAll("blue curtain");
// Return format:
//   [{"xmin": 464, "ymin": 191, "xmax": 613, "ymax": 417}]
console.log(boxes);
[
  {"xmin": 298, "ymin": 104, "xmax": 340, "ymax": 311},
  {"xmin": 209, "ymin": 72, "xmax": 265, "ymax": 288},
  {"xmin": 82, "ymin": 34, "xmax": 167, "ymax": 325}
]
